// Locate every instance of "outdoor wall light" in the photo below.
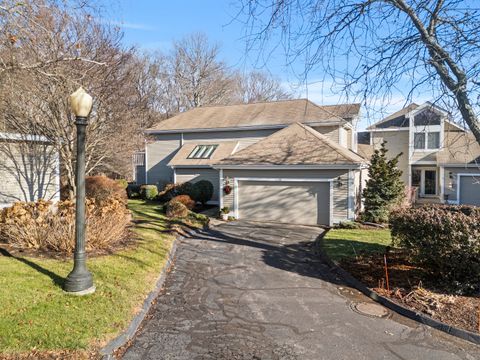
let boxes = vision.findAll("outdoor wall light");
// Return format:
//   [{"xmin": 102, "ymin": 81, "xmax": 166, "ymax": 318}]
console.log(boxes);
[
  {"xmin": 64, "ymin": 87, "xmax": 95, "ymax": 295},
  {"xmin": 336, "ymin": 177, "xmax": 344, "ymax": 188}
]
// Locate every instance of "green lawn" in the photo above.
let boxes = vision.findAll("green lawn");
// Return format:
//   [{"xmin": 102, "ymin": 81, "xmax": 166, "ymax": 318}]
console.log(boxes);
[
  {"xmin": 323, "ymin": 228, "xmax": 392, "ymax": 261},
  {"xmin": 0, "ymin": 199, "xmax": 176, "ymax": 356}
]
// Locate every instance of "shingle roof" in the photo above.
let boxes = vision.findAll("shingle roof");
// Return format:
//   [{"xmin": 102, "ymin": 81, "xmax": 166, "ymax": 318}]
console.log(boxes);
[
  {"xmin": 215, "ymin": 123, "xmax": 365, "ymax": 166},
  {"xmin": 168, "ymin": 141, "xmax": 238, "ymax": 166},
  {"xmin": 148, "ymin": 99, "xmax": 361, "ymax": 132}
]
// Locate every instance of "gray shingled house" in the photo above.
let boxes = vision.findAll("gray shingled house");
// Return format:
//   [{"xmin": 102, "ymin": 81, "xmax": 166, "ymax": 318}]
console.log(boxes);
[{"xmin": 143, "ymin": 99, "xmax": 368, "ymax": 226}]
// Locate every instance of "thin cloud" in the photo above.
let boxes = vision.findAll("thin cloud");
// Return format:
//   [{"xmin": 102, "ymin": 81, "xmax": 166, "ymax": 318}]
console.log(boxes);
[{"xmin": 105, "ymin": 19, "xmax": 156, "ymax": 31}]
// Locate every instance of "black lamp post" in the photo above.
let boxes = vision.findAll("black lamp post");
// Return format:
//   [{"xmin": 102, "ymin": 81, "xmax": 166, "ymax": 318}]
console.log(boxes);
[{"xmin": 64, "ymin": 87, "xmax": 95, "ymax": 295}]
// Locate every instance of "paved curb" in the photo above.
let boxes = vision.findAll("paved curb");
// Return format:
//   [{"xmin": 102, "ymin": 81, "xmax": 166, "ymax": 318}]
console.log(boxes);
[
  {"xmin": 99, "ymin": 227, "xmax": 202, "ymax": 359},
  {"xmin": 315, "ymin": 234, "xmax": 480, "ymax": 346}
]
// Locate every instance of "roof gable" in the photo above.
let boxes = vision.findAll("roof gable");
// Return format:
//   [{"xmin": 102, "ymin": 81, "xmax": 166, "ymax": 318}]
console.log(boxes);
[
  {"xmin": 148, "ymin": 99, "xmax": 361, "ymax": 132},
  {"xmin": 215, "ymin": 123, "xmax": 365, "ymax": 166}
]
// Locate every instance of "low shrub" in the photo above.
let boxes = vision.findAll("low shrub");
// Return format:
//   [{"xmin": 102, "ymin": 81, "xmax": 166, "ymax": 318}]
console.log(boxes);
[
  {"xmin": 171, "ymin": 195, "xmax": 195, "ymax": 210},
  {"xmin": 194, "ymin": 180, "xmax": 214, "ymax": 205},
  {"xmin": 390, "ymin": 205, "xmax": 480, "ymax": 293},
  {"xmin": 335, "ymin": 220, "xmax": 360, "ymax": 229},
  {"xmin": 0, "ymin": 197, "xmax": 130, "ymax": 254},
  {"xmin": 86, "ymin": 175, "xmax": 127, "ymax": 203},
  {"xmin": 140, "ymin": 185, "xmax": 158, "ymax": 200},
  {"xmin": 127, "ymin": 183, "xmax": 141, "ymax": 199},
  {"xmin": 165, "ymin": 200, "xmax": 189, "ymax": 218},
  {"xmin": 177, "ymin": 182, "xmax": 200, "ymax": 202}
]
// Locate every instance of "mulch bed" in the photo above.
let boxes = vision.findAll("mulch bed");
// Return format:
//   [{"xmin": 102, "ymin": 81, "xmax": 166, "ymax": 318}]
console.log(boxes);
[{"xmin": 339, "ymin": 250, "xmax": 480, "ymax": 334}]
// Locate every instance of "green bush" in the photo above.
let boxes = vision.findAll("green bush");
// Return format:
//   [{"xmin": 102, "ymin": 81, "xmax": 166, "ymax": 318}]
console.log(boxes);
[
  {"xmin": 177, "ymin": 182, "xmax": 200, "ymax": 202},
  {"xmin": 194, "ymin": 180, "xmax": 214, "ymax": 205},
  {"xmin": 335, "ymin": 220, "xmax": 360, "ymax": 229},
  {"xmin": 390, "ymin": 205, "xmax": 480, "ymax": 293},
  {"xmin": 117, "ymin": 179, "xmax": 128, "ymax": 189},
  {"xmin": 140, "ymin": 185, "xmax": 158, "ymax": 200},
  {"xmin": 127, "ymin": 183, "xmax": 141, "ymax": 199},
  {"xmin": 165, "ymin": 200, "xmax": 189, "ymax": 218}
]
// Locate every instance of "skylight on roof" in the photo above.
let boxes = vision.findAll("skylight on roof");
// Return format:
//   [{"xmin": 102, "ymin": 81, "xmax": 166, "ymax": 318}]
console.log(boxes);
[{"xmin": 188, "ymin": 144, "xmax": 218, "ymax": 159}]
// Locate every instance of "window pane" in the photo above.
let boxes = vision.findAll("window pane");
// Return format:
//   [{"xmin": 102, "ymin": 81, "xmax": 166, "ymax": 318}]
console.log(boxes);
[
  {"xmin": 412, "ymin": 170, "xmax": 421, "ymax": 187},
  {"xmin": 195, "ymin": 146, "xmax": 208, "ymax": 158},
  {"xmin": 427, "ymin": 132, "xmax": 440, "ymax": 149},
  {"xmin": 414, "ymin": 132, "xmax": 425, "ymax": 149}
]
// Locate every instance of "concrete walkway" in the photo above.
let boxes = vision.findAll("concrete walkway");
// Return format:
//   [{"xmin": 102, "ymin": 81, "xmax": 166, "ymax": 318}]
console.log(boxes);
[{"xmin": 122, "ymin": 221, "xmax": 480, "ymax": 360}]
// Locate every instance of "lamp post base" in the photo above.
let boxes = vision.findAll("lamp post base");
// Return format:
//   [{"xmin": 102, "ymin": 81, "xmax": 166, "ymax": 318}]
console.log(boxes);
[
  {"xmin": 64, "ymin": 269, "xmax": 94, "ymax": 294},
  {"xmin": 64, "ymin": 285, "xmax": 96, "ymax": 296}
]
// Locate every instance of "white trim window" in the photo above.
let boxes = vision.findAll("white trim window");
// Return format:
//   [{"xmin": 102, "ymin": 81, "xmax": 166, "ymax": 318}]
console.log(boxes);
[
  {"xmin": 413, "ymin": 131, "xmax": 440, "ymax": 150},
  {"xmin": 412, "ymin": 168, "xmax": 437, "ymax": 196}
]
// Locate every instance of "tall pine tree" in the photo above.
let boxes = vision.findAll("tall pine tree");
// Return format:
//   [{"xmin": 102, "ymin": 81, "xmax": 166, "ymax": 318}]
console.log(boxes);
[{"xmin": 362, "ymin": 141, "xmax": 404, "ymax": 223}]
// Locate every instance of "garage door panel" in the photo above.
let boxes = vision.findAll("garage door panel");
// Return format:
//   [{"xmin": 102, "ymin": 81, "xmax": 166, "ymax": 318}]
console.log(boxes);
[
  {"xmin": 238, "ymin": 181, "xmax": 330, "ymax": 225},
  {"xmin": 459, "ymin": 175, "xmax": 480, "ymax": 206}
]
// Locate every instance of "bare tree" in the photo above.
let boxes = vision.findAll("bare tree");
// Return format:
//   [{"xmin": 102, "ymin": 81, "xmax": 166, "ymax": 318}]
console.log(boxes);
[
  {"xmin": 172, "ymin": 33, "xmax": 236, "ymax": 110},
  {"xmin": 241, "ymin": 0, "xmax": 480, "ymax": 143},
  {"xmin": 234, "ymin": 70, "xmax": 292, "ymax": 103},
  {"xmin": 0, "ymin": 0, "xmax": 158, "ymax": 198}
]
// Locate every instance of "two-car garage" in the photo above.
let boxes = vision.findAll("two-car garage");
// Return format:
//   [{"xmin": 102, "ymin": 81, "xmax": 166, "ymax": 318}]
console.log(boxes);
[{"xmin": 236, "ymin": 180, "xmax": 332, "ymax": 226}]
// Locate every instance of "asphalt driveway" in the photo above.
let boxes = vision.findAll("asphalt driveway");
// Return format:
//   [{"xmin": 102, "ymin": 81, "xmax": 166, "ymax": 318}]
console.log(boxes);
[{"xmin": 121, "ymin": 221, "xmax": 480, "ymax": 360}]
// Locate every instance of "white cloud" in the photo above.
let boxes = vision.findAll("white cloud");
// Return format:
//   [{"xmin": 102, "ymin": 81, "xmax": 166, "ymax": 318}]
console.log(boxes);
[{"xmin": 105, "ymin": 19, "xmax": 156, "ymax": 31}]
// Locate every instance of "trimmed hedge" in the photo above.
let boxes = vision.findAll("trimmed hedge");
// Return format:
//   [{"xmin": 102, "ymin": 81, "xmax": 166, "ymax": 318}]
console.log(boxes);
[
  {"xmin": 390, "ymin": 205, "xmax": 480, "ymax": 293},
  {"xmin": 171, "ymin": 195, "xmax": 195, "ymax": 210},
  {"xmin": 165, "ymin": 200, "xmax": 189, "ymax": 218},
  {"xmin": 194, "ymin": 180, "xmax": 214, "ymax": 205}
]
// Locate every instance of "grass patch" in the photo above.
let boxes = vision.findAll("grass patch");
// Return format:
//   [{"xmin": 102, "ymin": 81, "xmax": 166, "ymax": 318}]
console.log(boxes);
[
  {"xmin": 323, "ymin": 228, "xmax": 392, "ymax": 261},
  {"xmin": 0, "ymin": 199, "xmax": 176, "ymax": 356}
]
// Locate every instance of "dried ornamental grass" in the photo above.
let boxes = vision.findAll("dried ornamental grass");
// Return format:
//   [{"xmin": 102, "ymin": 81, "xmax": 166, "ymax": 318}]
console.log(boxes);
[{"xmin": 0, "ymin": 197, "xmax": 130, "ymax": 255}]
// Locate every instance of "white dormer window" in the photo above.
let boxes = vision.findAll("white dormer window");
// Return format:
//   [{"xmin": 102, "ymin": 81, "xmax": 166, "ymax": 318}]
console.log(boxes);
[{"xmin": 411, "ymin": 108, "xmax": 443, "ymax": 151}]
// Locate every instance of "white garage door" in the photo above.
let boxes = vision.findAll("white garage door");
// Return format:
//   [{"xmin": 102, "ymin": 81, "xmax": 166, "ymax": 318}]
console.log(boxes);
[
  {"xmin": 237, "ymin": 181, "xmax": 331, "ymax": 226},
  {"xmin": 459, "ymin": 175, "xmax": 480, "ymax": 206}
]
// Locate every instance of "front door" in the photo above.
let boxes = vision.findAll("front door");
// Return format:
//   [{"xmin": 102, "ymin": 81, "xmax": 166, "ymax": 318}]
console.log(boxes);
[{"xmin": 424, "ymin": 170, "xmax": 436, "ymax": 195}]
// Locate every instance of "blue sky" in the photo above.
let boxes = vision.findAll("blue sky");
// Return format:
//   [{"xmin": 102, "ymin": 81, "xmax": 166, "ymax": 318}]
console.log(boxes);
[{"xmin": 106, "ymin": 0, "xmax": 430, "ymax": 129}]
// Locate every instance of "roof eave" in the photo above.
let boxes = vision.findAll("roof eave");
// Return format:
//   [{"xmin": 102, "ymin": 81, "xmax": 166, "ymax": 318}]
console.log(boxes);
[{"xmin": 212, "ymin": 164, "xmax": 364, "ymax": 170}]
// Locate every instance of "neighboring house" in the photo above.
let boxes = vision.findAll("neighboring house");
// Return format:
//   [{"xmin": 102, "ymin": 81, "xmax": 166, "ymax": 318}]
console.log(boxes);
[
  {"xmin": 358, "ymin": 102, "xmax": 480, "ymax": 206},
  {"xmin": 0, "ymin": 132, "xmax": 60, "ymax": 208},
  {"xmin": 143, "ymin": 99, "xmax": 367, "ymax": 226}
]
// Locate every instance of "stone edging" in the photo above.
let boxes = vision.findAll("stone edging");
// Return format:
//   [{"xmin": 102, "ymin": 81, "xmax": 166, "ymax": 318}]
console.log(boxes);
[
  {"xmin": 99, "ymin": 227, "xmax": 201, "ymax": 359},
  {"xmin": 315, "ymin": 234, "xmax": 480, "ymax": 346}
]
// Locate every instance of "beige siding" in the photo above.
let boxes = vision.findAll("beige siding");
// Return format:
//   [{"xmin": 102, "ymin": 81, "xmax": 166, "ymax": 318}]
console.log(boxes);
[
  {"xmin": 223, "ymin": 168, "xmax": 351, "ymax": 223},
  {"xmin": 371, "ymin": 131, "xmax": 409, "ymax": 185},
  {"xmin": 312, "ymin": 125, "xmax": 339, "ymax": 143},
  {"xmin": 346, "ymin": 128, "xmax": 353, "ymax": 150},
  {"xmin": 338, "ymin": 127, "xmax": 348, "ymax": 148},
  {"xmin": 175, "ymin": 168, "xmax": 220, "ymax": 201},
  {"xmin": 410, "ymin": 151, "xmax": 438, "ymax": 163},
  {"xmin": 0, "ymin": 141, "xmax": 59, "ymax": 207},
  {"xmin": 443, "ymin": 167, "xmax": 480, "ymax": 202},
  {"xmin": 146, "ymin": 134, "xmax": 181, "ymax": 185}
]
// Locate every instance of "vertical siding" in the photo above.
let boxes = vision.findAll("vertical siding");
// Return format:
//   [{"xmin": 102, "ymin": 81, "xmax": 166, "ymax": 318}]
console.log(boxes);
[
  {"xmin": 372, "ymin": 131, "xmax": 410, "ymax": 185},
  {"xmin": 146, "ymin": 134, "xmax": 181, "ymax": 185},
  {"xmin": 0, "ymin": 142, "xmax": 59, "ymax": 206},
  {"xmin": 174, "ymin": 168, "xmax": 220, "ymax": 201},
  {"xmin": 332, "ymin": 173, "xmax": 349, "ymax": 222}
]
